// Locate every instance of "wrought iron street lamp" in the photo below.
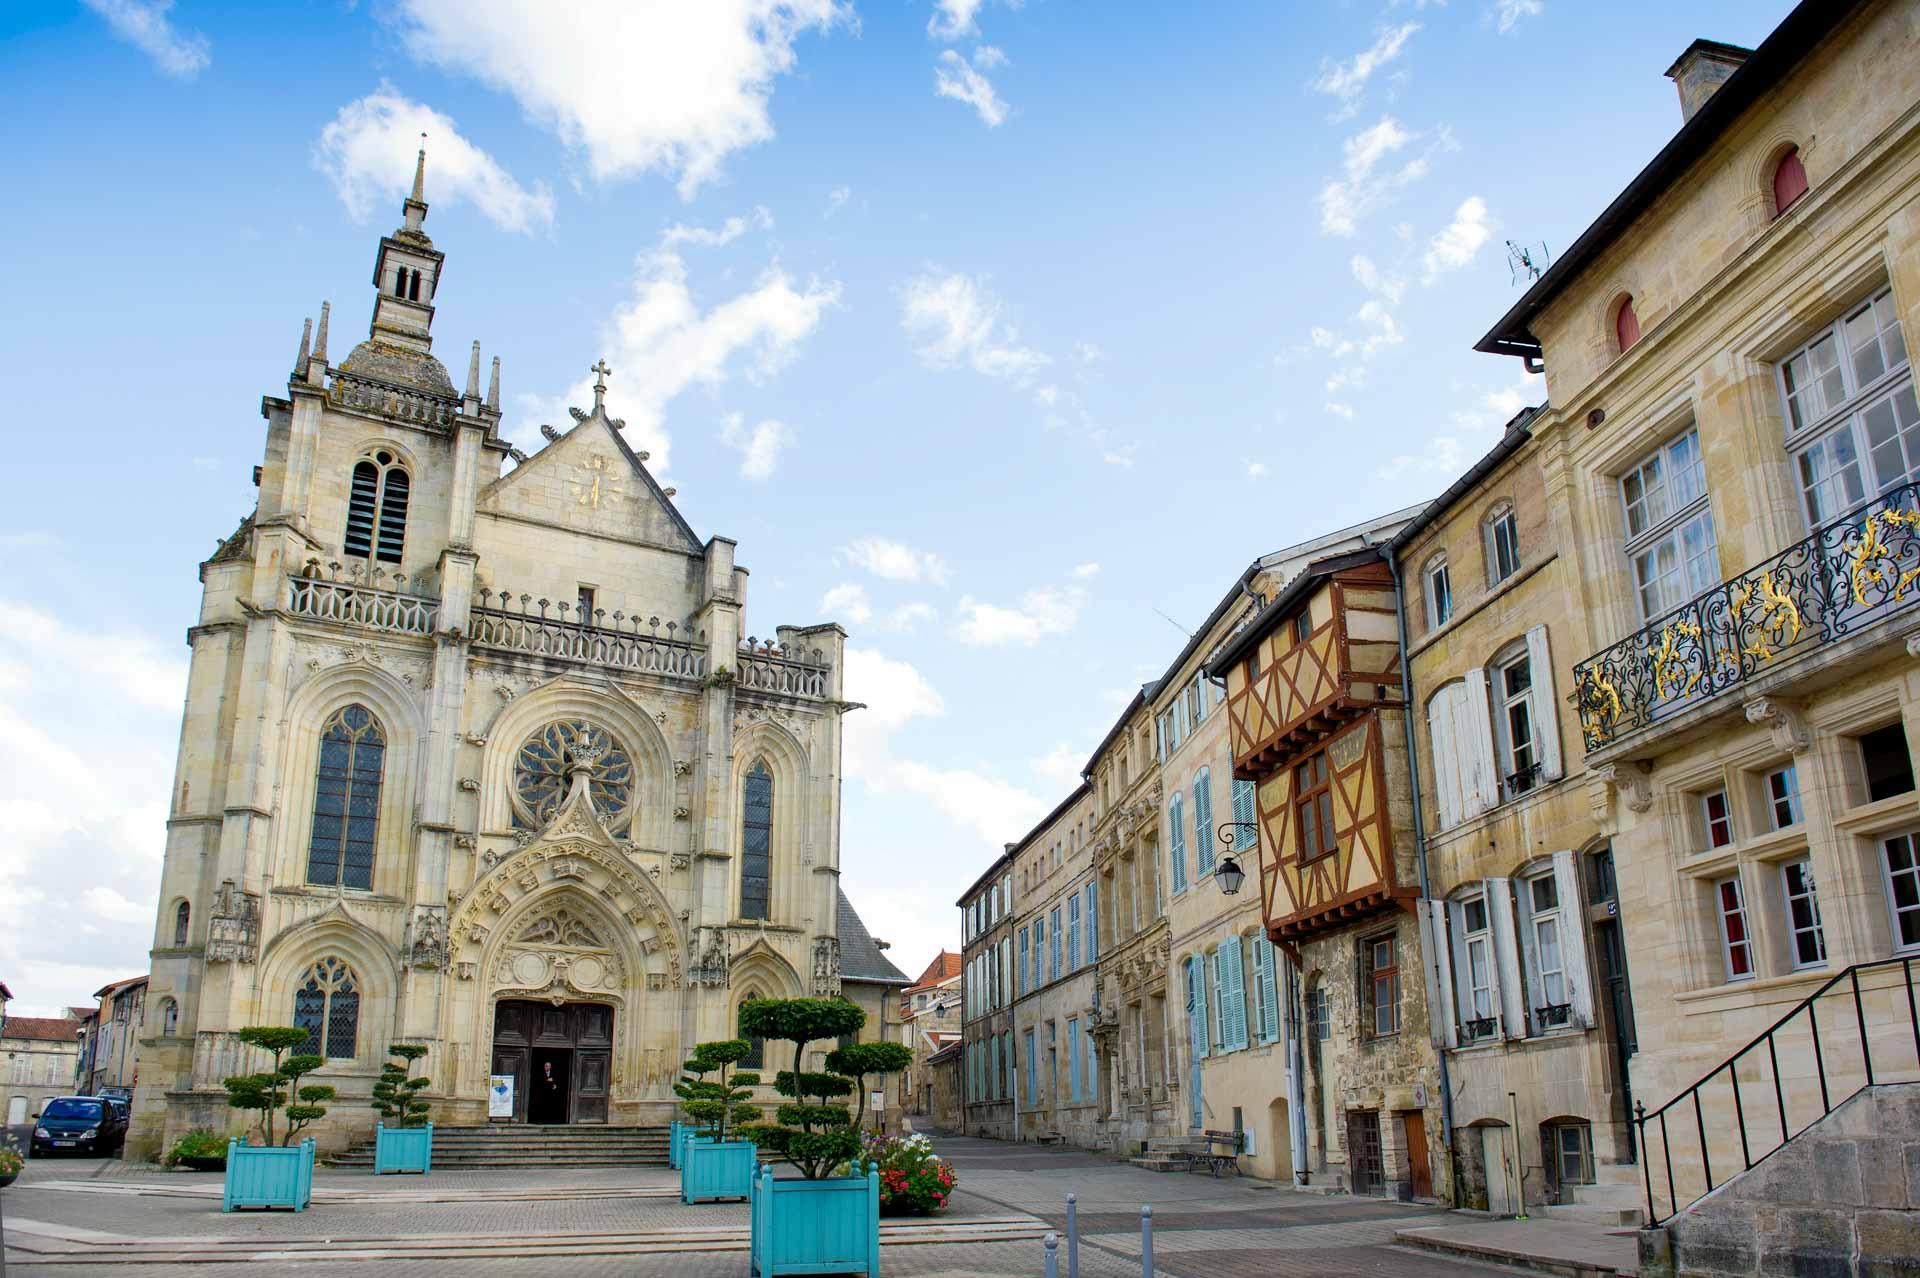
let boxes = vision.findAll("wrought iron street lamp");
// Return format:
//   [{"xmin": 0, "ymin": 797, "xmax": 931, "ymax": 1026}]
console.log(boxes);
[{"xmin": 1215, "ymin": 822, "xmax": 1256, "ymax": 896}]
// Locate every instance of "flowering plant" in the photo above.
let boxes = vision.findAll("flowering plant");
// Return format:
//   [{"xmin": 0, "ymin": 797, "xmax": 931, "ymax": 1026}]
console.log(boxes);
[
  {"xmin": 841, "ymin": 1132, "xmax": 956, "ymax": 1216},
  {"xmin": 0, "ymin": 1143, "xmax": 24, "ymax": 1176}
]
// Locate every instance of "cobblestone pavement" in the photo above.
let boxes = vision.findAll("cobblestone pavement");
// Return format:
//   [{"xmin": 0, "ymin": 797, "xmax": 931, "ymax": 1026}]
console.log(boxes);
[{"xmin": 1, "ymin": 1133, "xmax": 1530, "ymax": 1275}]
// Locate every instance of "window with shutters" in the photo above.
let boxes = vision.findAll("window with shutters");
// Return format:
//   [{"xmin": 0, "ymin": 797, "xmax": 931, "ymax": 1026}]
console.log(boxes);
[
  {"xmin": 1457, "ymin": 894, "xmax": 1495, "ymax": 1037},
  {"xmin": 1252, "ymin": 937, "xmax": 1280, "ymax": 1044},
  {"xmin": 1782, "ymin": 859, "xmax": 1826, "ymax": 969},
  {"xmin": 1066, "ymin": 1016, "xmax": 1081, "ymax": 1100},
  {"xmin": 1017, "ymin": 927, "xmax": 1029, "ymax": 993},
  {"xmin": 1771, "ymin": 145, "xmax": 1809, "ymax": 217},
  {"xmin": 1781, "ymin": 285, "xmax": 1914, "ymax": 526},
  {"xmin": 1193, "ymin": 767, "xmax": 1216, "ymax": 875},
  {"xmin": 1492, "ymin": 645, "xmax": 1539, "ymax": 800},
  {"xmin": 1364, "ymin": 934, "xmax": 1399, "ymax": 1037},
  {"xmin": 306, "ymin": 704, "xmax": 385, "ymax": 890},
  {"xmin": 1216, "ymin": 935, "xmax": 1248, "ymax": 1052},
  {"xmin": 1485, "ymin": 502, "xmax": 1520, "ymax": 585},
  {"xmin": 1168, "ymin": 793, "xmax": 1188, "ymax": 892},
  {"xmin": 1716, "ymin": 876, "xmax": 1754, "ymax": 981},
  {"xmin": 1424, "ymin": 555, "xmax": 1452, "ymax": 629},
  {"xmin": 1620, "ymin": 428, "xmax": 1718, "ymax": 620},
  {"xmin": 1525, "ymin": 873, "xmax": 1571, "ymax": 1030},
  {"xmin": 1024, "ymin": 1029, "xmax": 1038, "ymax": 1105},
  {"xmin": 1186, "ymin": 955, "xmax": 1210, "ymax": 1061},
  {"xmin": 344, "ymin": 452, "xmax": 410, "ymax": 565},
  {"xmin": 1207, "ymin": 948, "xmax": 1225, "ymax": 1052},
  {"xmin": 1294, "ymin": 752, "xmax": 1335, "ymax": 862},
  {"xmin": 1306, "ymin": 981, "xmax": 1329, "ymax": 1041},
  {"xmin": 740, "ymin": 761, "xmax": 773, "ymax": 920},
  {"xmin": 1067, "ymin": 894, "xmax": 1081, "ymax": 972},
  {"xmin": 1084, "ymin": 882, "xmax": 1098, "ymax": 962},
  {"xmin": 1049, "ymin": 907, "xmax": 1062, "ymax": 981},
  {"xmin": 1231, "ymin": 777, "xmax": 1256, "ymax": 851},
  {"xmin": 292, "ymin": 956, "xmax": 359, "ymax": 1058}
]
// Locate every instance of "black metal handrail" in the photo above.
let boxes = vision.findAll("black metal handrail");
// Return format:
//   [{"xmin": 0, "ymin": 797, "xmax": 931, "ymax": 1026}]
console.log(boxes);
[
  {"xmin": 1573, "ymin": 483, "xmax": 1920, "ymax": 751},
  {"xmin": 1635, "ymin": 955, "xmax": 1920, "ymax": 1226}
]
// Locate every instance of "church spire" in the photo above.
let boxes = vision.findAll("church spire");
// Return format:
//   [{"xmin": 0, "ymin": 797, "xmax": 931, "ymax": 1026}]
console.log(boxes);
[
  {"xmin": 363, "ymin": 137, "xmax": 446, "ymax": 359},
  {"xmin": 402, "ymin": 137, "xmax": 429, "ymax": 237}
]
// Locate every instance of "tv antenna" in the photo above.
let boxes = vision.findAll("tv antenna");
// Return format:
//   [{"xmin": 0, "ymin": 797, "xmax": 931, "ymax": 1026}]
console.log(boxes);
[{"xmin": 1507, "ymin": 240, "xmax": 1550, "ymax": 286}]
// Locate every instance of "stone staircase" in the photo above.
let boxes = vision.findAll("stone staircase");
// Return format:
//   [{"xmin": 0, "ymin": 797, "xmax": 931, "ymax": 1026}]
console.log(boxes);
[
  {"xmin": 1540, "ymin": 1159, "xmax": 1644, "ymax": 1226},
  {"xmin": 329, "ymin": 1124, "xmax": 670, "ymax": 1169},
  {"xmin": 1128, "ymin": 1135, "xmax": 1205, "ymax": 1173}
]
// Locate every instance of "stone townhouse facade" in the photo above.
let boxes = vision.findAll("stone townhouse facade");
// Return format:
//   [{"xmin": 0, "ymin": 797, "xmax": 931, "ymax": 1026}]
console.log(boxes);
[
  {"xmin": 957, "ymin": 850, "xmax": 1015, "ymax": 1138},
  {"xmin": 1390, "ymin": 412, "xmax": 1645, "ymax": 1218},
  {"xmin": 132, "ymin": 154, "xmax": 872, "ymax": 1159},
  {"xmin": 1009, "ymin": 784, "xmax": 1100, "ymax": 1146},
  {"xmin": 4, "ymin": 1012, "xmax": 85, "ymax": 1127},
  {"xmin": 1472, "ymin": 0, "xmax": 1920, "ymax": 1227},
  {"xmin": 86, "ymin": 977, "xmax": 147, "ymax": 1100}
]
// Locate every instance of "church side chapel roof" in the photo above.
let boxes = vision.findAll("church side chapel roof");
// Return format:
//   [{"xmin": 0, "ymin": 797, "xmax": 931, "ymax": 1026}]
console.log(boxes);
[{"xmin": 836, "ymin": 888, "xmax": 910, "ymax": 986}]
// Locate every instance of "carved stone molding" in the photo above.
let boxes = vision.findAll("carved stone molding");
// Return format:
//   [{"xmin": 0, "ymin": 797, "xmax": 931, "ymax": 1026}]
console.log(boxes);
[
  {"xmin": 1594, "ymin": 762, "xmax": 1653, "ymax": 814},
  {"xmin": 811, "ymin": 936, "xmax": 842, "ymax": 997},
  {"xmin": 459, "ymin": 777, "xmax": 481, "ymax": 792},
  {"xmin": 205, "ymin": 879, "xmax": 260, "ymax": 965},
  {"xmin": 1906, "ymin": 630, "xmax": 1920, "ymax": 660},
  {"xmin": 406, "ymin": 905, "xmax": 448, "ymax": 969},
  {"xmin": 1746, "ymin": 697, "xmax": 1812, "ymax": 754}
]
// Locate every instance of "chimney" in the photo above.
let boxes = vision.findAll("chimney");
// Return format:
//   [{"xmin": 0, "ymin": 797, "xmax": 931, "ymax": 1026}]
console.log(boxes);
[{"xmin": 1665, "ymin": 39, "xmax": 1752, "ymax": 123}]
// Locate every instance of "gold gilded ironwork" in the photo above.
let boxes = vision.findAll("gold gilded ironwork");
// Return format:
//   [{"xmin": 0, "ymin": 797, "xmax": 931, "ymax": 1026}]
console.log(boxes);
[
  {"xmin": 1651, "ymin": 620, "xmax": 1703, "ymax": 700},
  {"xmin": 1577, "ymin": 666, "xmax": 1622, "ymax": 735}
]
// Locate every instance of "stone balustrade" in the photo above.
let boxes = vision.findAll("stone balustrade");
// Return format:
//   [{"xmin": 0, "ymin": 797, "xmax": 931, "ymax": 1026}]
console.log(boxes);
[{"xmin": 288, "ymin": 561, "xmax": 439, "ymax": 636}]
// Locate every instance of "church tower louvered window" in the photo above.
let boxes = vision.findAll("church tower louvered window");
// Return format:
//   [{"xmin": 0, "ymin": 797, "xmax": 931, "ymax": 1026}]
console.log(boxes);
[
  {"xmin": 344, "ymin": 451, "xmax": 410, "ymax": 565},
  {"xmin": 307, "ymin": 704, "xmax": 385, "ymax": 890},
  {"xmin": 741, "ymin": 762, "xmax": 773, "ymax": 921}
]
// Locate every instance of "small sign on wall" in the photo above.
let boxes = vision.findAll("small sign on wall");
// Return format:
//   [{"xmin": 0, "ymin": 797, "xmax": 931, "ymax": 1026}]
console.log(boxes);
[
  {"xmin": 870, "ymin": 1090, "xmax": 885, "ymax": 1114},
  {"xmin": 489, "ymin": 1075, "xmax": 515, "ymax": 1119}
]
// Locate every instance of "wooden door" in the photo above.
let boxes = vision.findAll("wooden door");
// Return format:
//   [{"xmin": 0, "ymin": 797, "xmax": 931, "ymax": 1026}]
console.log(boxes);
[
  {"xmin": 572, "ymin": 1004, "xmax": 613, "ymax": 1124},
  {"xmin": 1347, "ymin": 1110, "xmax": 1382, "ymax": 1195},
  {"xmin": 1482, "ymin": 1126, "xmax": 1519, "ymax": 1215},
  {"xmin": 491, "ymin": 1001, "xmax": 534, "ymax": 1122},
  {"xmin": 1402, "ymin": 1110, "xmax": 1432, "ymax": 1198}
]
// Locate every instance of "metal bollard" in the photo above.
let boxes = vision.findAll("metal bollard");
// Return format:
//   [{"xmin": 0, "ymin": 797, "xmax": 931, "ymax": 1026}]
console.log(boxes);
[
  {"xmin": 1044, "ymin": 1231, "xmax": 1059, "ymax": 1278},
  {"xmin": 1141, "ymin": 1204, "xmax": 1154, "ymax": 1277},
  {"xmin": 1066, "ymin": 1192, "xmax": 1079, "ymax": 1278}
]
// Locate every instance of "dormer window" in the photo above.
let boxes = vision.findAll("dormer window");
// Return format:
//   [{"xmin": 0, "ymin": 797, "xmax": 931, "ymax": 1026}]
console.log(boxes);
[
  {"xmin": 345, "ymin": 451, "xmax": 410, "ymax": 565},
  {"xmin": 1771, "ymin": 146, "xmax": 1809, "ymax": 217},
  {"xmin": 1615, "ymin": 296, "xmax": 1642, "ymax": 354}
]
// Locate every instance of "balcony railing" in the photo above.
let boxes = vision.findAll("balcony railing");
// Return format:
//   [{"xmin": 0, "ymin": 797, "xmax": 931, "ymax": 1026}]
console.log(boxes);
[
  {"xmin": 288, "ymin": 561, "xmax": 438, "ymax": 636},
  {"xmin": 470, "ymin": 589, "xmax": 706, "ymax": 680},
  {"xmin": 1573, "ymin": 483, "xmax": 1920, "ymax": 751},
  {"xmin": 734, "ymin": 637, "xmax": 830, "ymax": 699}
]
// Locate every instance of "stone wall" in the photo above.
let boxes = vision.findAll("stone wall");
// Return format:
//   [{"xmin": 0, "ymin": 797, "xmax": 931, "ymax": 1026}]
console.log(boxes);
[{"xmin": 1641, "ymin": 1082, "xmax": 1920, "ymax": 1277}]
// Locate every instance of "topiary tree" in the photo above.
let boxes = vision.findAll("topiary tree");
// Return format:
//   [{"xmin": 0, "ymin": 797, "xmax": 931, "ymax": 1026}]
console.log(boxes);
[
  {"xmin": 369, "ymin": 1044, "xmax": 432, "ymax": 1129},
  {"xmin": 674, "ymin": 1039, "xmax": 761, "ymax": 1143},
  {"xmin": 222, "ymin": 1026, "xmax": 335, "ymax": 1147},
  {"xmin": 826, "ymin": 1040, "xmax": 915, "ymax": 1134},
  {"xmin": 736, "ymin": 997, "xmax": 867, "ymax": 1179}
]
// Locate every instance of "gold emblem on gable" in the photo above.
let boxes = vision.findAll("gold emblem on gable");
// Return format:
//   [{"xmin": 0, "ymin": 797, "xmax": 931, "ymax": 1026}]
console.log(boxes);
[{"xmin": 572, "ymin": 454, "xmax": 624, "ymax": 510}]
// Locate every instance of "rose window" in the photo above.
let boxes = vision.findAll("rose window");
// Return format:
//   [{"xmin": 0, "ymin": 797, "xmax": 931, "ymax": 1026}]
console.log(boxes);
[{"xmin": 512, "ymin": 719, "xmax": 633, "ymax": 834}]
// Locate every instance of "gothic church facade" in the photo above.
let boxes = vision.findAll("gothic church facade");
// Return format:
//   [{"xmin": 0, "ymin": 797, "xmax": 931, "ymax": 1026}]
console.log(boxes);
[{"xmin": 132, "ymin": 156, "xmax": 865, "ymax": 1155}]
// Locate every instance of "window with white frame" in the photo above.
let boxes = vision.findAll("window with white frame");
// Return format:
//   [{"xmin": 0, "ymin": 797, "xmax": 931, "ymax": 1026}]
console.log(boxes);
[
  {"xmin": 1551, "ymin": 1123, "xmax": 1595, "ymax": 1186},
  {"xmin": 1425, "ymin": 555, "xmax": 1453, "ymax": 629},
  {"xmin": 1459, "ymin": 894, "xmax": 1495, "ymax": 1033},
  {"xmin": 1781, "ymin": 286, "xmax": 1916, "ymax": 524},
  {"xmin": 1526, "ymin": 874, "xmax": 1570, "ymax": 1029},
  {"xmin": 1492, "ymin": 646, "xmax": 1539, "ymax": 799},
  {"xmin": 1765, "ymin": 764, "xmax": 1802, "ymax": 829},
  {"xmin": 1486, "ymin": 503, "xmax": 1520, "ymax": 585},
  {"xmin": 1881, "ymin": 832, "xmax": 1920, "ymax": 951},
  {"xmin": 1620, "ymin": 427, "xmax": 1718, "ymax": 620},
  {"xmin": 1702, "ymin": 789, "xmax": 1735, "ymax": 848},
  {"xmin": 1365, "ymin": 934, "xmax": 1400, "ymax": 1036},
  {"xmin": 1716, "ymin": 876, "xmax": 1754, "ymax": 981},
  {"xmin": 1782, "ymin": 858, "xmax": 1826, "ymax": 969}
]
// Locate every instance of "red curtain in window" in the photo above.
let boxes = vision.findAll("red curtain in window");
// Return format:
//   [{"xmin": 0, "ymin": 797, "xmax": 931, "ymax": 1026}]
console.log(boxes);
[
  {"xmin": 1772, "ymin": 147, "xmax": 1808, "ymax": 215},
  {"xmin": 1615, "ymin": 297, "xmax": 1641, "ymax": 353}
]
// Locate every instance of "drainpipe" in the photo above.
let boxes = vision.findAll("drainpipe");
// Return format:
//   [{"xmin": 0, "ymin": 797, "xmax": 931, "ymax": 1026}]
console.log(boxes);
[{"xmin": 1387, "ymin": 545, "xmax": 1458, "ymax": 1201}]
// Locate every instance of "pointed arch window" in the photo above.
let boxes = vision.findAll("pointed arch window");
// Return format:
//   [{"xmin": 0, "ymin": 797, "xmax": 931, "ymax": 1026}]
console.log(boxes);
[
  {"xmin": 344, "ymin": 452, "xmax": 410, "ymax": 565},
  {"xmin": 158, "ymin": 998, "xmax": 179, "ymax": 1036},
  {"xmin": 307, "ymin": 705, "xmax": 385, "ymax": 890},
  {"xmin": 741, "ymin": 762, "xmax": 773, "ymax": 921},
  {"xmin": 173, "ymin": 901, "xmax": 190, "ymax": 947},
  {"xmin": 738, "ymin": 988, "xmax": 767, "ymax": 1069},
  {"xmin": 292, "ymin": 957, "xmax": 359, "ymax": 1058}
]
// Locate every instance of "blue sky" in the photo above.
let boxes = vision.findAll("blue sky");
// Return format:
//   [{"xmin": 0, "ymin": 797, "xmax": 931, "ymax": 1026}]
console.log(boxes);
[{"xmin": 0, "ymin": 0, "xmax": 1796, "ymax": 1014}]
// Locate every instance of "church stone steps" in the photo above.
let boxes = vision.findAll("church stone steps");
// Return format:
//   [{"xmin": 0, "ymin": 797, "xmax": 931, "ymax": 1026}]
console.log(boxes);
[{"xmin": 329, "ymin": 1124, "xmax": 672, "ymax": 1168}]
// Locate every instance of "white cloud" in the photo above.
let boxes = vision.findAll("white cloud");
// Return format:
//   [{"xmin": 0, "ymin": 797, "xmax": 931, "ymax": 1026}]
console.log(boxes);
[
  {"xmin": 394, "ymin": 0, "xmax": 847, "ymax": 197},
  {"xmin": 1319, "ymin": 116, "xmax": 1450, "ymax": 237},
  {"xmin": 1074, "ymin": 341, "xmax": 1106, "ymax": 364},
  {"xmin": 1494, "ymin": 0, "xmax": 1543, "ymax": 33},
  {"xmin": 821, "ymin": 582, "xmax": 873, "ymax": 625},
  {"xmin": 1246, "ymin": 460, "xmax": 1268, "ymax": 479},
  {"xmin": 1312, "ymin": 23, "xmax": 1419, "ymax": 105},
  {"xmin": 719, "ymin": 412, "xmax": 794, "ymax": 480},
  {"xmin": 842, "ymin": 537, "xmax": 950, "ymax": 585},
  {"xmin": 1423, "ymin": 196, "xmax": 1493, "ymax": 282},
  {"xmin": 880, "ymin": 602, "xmax": 938, "ymax": 633},
  {"xmin": 1030, "ymin": 742, "xmax": 1086, "ymax": 790},
  {"xmin": 1356, "ymin": 298, "xmax": 1402, "ymax": 356},
  {"xmin": 928, "ymin": 0, "xmax": 985, "ymax": 39},
  {"xmin": 1350, "ymin": 254, "xmax": 1405, "ymax": 304},
  {"xmin": 954, "ymin": 585, "xmax": 1086, "ymax": 646},
  {"xmin": 514, "ymin": 229, "xmax": 840, "ymax": 471},
  {"xmin": 663, "ymin": 206, "xmax": 773, "ymax": 249},
  {"xmin": 316, "ymin": 88, "xmax": 555, "ymax": 234},
  {"xmin": 81, "ymin": 0, "xmax": 209, "ymax": 79},
  {"xmin": 825, "ymin": 185, "xmax": 851, "ymax": 217},
  {"xmin": 1380, "ymin": 372, "xmax": 1544, "ymax": 479},
  {"xmin": 900, "ymin": 270, "xmax": 1048, "ymax": 382},
  {"xmin": 935, "ymin": 48, "xmax": 1009, "ymax": 127},
  {"xmin": 1326, "ymin": 402, "xmax": 1356, "ymax": 420},
  {"xmin": 1071, "ymin": 562, "xmax": 1100, "ymax": 579}
]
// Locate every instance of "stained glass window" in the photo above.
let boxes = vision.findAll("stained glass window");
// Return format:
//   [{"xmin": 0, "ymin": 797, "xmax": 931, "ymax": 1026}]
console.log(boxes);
[
  {"xmin": 513, "ymin": 720, "xmax": 633, "ymax": 832},
  {"xmin": 307, "ymin": 704, "xmax": 385, "ymax": 890},
  {"xmin": 293, "ymin": 957, "xmax": 358, "ymax": 1058},
  {"xmin": 741, "ymin": 762, "xmax": 773, "ymax": 920}
]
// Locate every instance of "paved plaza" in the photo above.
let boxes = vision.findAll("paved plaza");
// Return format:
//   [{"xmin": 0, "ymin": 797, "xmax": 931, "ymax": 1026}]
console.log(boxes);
[{"xmin": 0, "ymin": 1132, "xmax": 1635, "ymax": 1275}]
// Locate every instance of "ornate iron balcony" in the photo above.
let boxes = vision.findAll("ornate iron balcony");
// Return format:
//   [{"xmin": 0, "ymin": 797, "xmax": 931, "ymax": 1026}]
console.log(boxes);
[
  {"xmin": 1534, "ymin": 1002, "xmax": 1573, "ymax": 1031},
  {"xmin": 1573, "ymin": 483, "xmax": 1920, "ymax": 751},
  {"xmin": 1460, "ymin": 1016, "xmax": 1499, "ymax": 1043}
]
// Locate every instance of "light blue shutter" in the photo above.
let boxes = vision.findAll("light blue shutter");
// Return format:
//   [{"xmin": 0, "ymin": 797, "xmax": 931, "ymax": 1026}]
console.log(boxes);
[
  {"xmin": 1170, "ymin": 794, "xmax": 1188, "ymax": 892},
  {"xmin": 1187, "ymin": 956, "xmax": 1209, "ymax": 1060},
  {"xmin": 1025, "ymin": 1030, "xmax": 1037, "ymax": 1105},
  {"xmin": 1220, "ymin": 936, "xmax": 1249, "ymax": 1051},
  {"xmin": 1018, "ymin": 928, "xmax": 1029, "ymax": 993},
  {"xmin": 1085, "ymin": 883, "xmax": 1099, "ymax": 961},
  {"xmin": 1050, "ymin": 909, "xmax": 1063, "ymax": 980},
  {"xmin": 1232, "ymin": 778, "xmax": 1256, "ymax": 847},
  {"xmin": 1254, "ymin": 940, "xmax": 1280, "ymax": 1043},
  {"xmin": 1067, "ymin": 895, "xmax": 1081, "ymax": 971},
  {"xmin": 1067, "ymin": 1017, "xmax": 1081, "ymax": 1100},
  {"xmin": 1194, "ymin": 769, "xmax": 1216, "ymax": 874},
  {"xmin": 1085, "ymin": 1020, "xmax": 1097, "ymax": 1099}
]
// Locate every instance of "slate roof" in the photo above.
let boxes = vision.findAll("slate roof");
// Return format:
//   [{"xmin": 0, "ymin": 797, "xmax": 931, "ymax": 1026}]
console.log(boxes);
[
  {"xmin": 836, "ymin": 887, "xmax": 910, "ymax": 986},
  {"xmin": 3, "ymin": 1016, "xmax": 82, "ymax": 1044}
]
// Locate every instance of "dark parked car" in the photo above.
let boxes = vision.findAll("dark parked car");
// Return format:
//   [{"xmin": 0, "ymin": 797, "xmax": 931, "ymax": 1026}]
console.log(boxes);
[{"xmin": 31, "ymin": 1096, "xmax": 127, "ymax": 1157}]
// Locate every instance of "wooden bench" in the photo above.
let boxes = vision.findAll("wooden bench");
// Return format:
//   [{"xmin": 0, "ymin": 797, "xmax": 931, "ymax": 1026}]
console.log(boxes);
[{"xmin": 1182, "ymin": 1130, "xmax": 1244, "ymax": 1177}]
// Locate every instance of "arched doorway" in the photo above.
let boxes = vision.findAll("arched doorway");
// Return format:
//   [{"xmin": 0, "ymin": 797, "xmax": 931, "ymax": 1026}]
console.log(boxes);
[{"xmin": 491, "ymin": 1000, "xmax": 614, "ymax": 1124}]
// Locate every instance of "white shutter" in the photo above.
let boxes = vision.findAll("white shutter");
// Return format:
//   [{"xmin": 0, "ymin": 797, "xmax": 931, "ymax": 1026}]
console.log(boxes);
[
  {"xmin": 1553, "ymin": 850, "xmax": 1595, "ymax": 1027},
  {"xmin": 1461, "ymin": 669, "xmax": 1502, "ymax": 817},
  {"xmin": 1526, "ymin": 626, "xmax": 1563, "ymax": 781},
  {"xmin": 1420, "ymin": 899, "xmax": 1458, "ymax": 1049},
  {"xmin": 1428, "ymin": 684, "xmax": 1467, "ymax": 829},
  {"xmin": 1486, "ymin": 877, "xmax": 1528, "ymax": 1040},
  {"xmin": 1447, "ymin": 898, "xmax": 1476, "ymax": 1026}
]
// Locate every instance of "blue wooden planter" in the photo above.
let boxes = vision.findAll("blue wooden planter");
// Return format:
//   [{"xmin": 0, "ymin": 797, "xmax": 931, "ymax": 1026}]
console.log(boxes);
[
  {"xmin": 669, "ymin": 1120, "xmax": 689, "ymax": 1169},
  {"xmin": 223, "ymin": 1138, "xmax": 315, "ymax": 1211},
  {"xmin": 680, "ymin": 1136, "xmax": 757, "ymax": 1204},
  {"xmin": 372, "ymin": 1122, "xmax": 433, "ymax": 1175},
  {"xmin": 748, "ymin": 1164, "xmax": 880, "ymax": 1277}
]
